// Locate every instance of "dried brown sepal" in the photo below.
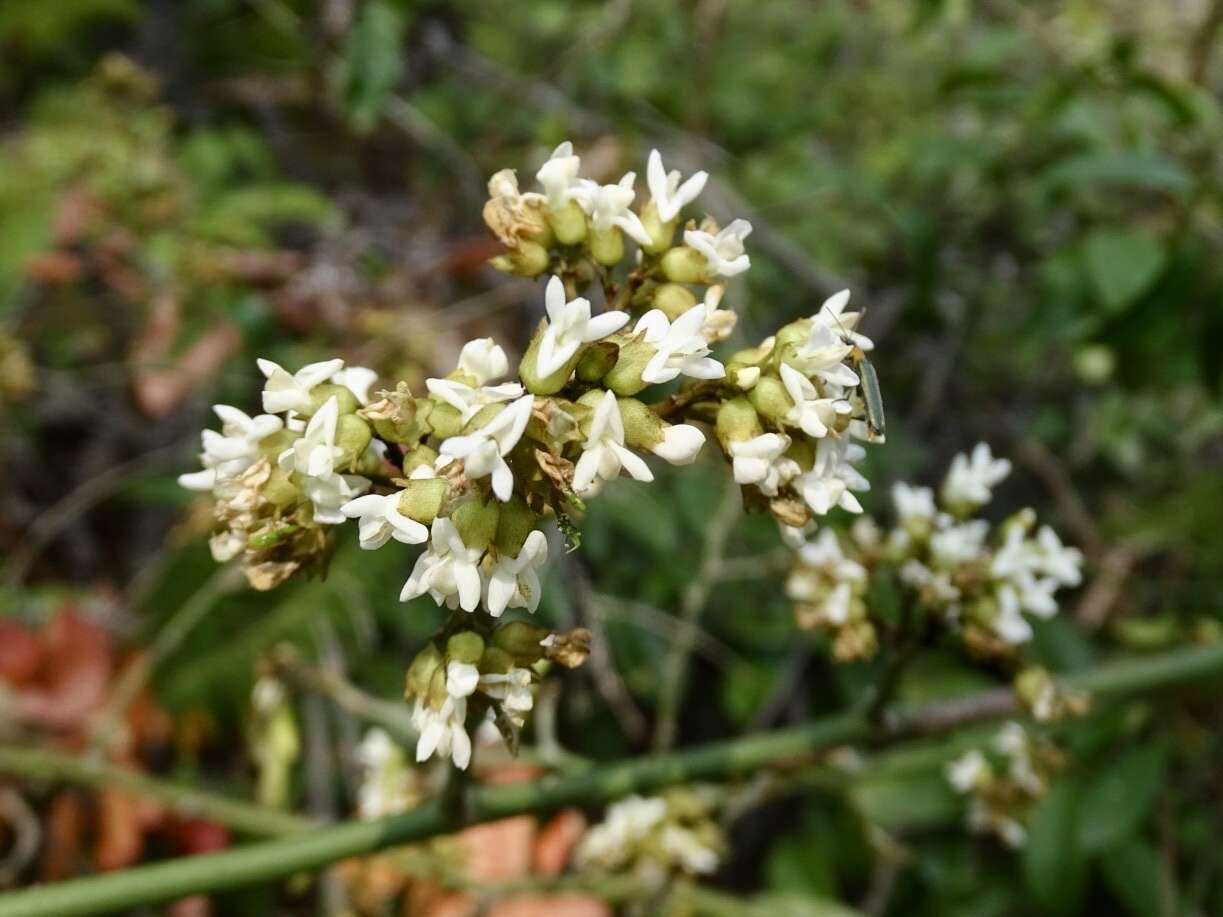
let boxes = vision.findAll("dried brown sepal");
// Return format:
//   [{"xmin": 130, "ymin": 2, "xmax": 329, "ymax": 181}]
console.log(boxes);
[{"xmin": 544, "ymin": 629, "xmax": 592, "ymax": 669}]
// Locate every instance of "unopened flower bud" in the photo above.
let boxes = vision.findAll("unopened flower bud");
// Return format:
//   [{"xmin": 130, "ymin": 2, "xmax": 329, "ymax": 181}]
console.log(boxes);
[
  {"xmin": 478, "ymin": 646, "xmax": 515, "ymax": 675},
  {"xmin": 639, "ymin": 200, "xmax": 676, "ymax": 255},
  {"xmin": 652, "ymin": 282, "xmax": 698, "ymax": 321},
  {"xmin": 336, "ymin": 414, "xmax": 373, "ymax": 467},
  {"xmin": 603, "ymin": 338, "xmax": 657, "ymax": 396},
  {"xmin": 262, "ymin": 468, "xmax": 299, "ymax": 507},
  {"xmin": 424, "ymin": 401, "xmax": 464, "ymax": 439},
  {"xmin": 308, "ymin": 383, "xmax": 359, "ymax": 417},
  {"xmin": 405, "ymin": 643, "xmax": 443, "ymax": 700},
  {"xmin": 398, "ymin": 478, "xmax": 448, "ymax": 524},
  {"xmin": 732, "ymin": 366, "xmax": 760, "ymax": 390},
  {"xmin": 259, "ymin": 429, "xmax": 298, "ymax": 459},
  {"xmin": 446, "ymin": 631, "xmax": 486, "ymax": 666},
  {"xmin": 489, "ymin": 239, "xmax": 550, "ymax": 277},
  {"xmin": 589, "ymin": 226, "xmax": 625, "ymax": 266},
  {"xmin": 576, "ymin": 341, "xmax": 619, "ymax": 383},
  {"xmin": 492, "ymin": 621, "xmax": 551, "ymax": 664},
  {"xmin": 716, "ymin": 397, "xmax": 763, "ymax": 447},
  {"xmin": 546, "ymin": 199, "xmax": 588, "ymax": 245},
  {"xmin": 617, "ymin": 397, "xmax": 665, "ymax": 449},
  {"xmin": 494, "ymin": 496, "xmax": 539, "ymax": 557},
  {"xmin": 520, "ymin": 322, "xmax": 582, "ymax": 395},
  {"xmin": 450, "ymin": 495, "xmax": 500, "ymax": 552},
  {"xmin": 660, "ymin": 245, "xmax": 710, "ymax": 284},
  {"xmin": 748, "ymin": 374, "xmax": 793, "ymax": 423},
  {"xmin": 402, "ymin": 444, "xmax": 439, "ymax": 477}
]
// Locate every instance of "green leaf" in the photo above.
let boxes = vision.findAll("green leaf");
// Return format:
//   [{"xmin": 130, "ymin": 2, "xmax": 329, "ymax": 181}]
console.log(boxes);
[
  {"xmin": 1079, "ymin": 744, "xmax": 1167, "ymax": 854},
  {"xmin": 342, "ymin": 0, "xmax": 408, "ymax": 131},
  {"xmin": 1041, "ymin": 152, "xmax": 1192, "ymax": 193},
  {"xmin": 1083, "ymin": 229, "xmax": 1167, "ymax": 314},
  {"xmin": 1024, "ymin": 779, "xmax": 1086, "ymax": 915},
  {"xmin": 1099, "ymin": 838, "xmax": 1164, "ymax": 917}
]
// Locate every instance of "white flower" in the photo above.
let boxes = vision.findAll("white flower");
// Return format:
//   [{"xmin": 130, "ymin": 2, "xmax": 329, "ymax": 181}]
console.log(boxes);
[
  {"xmin": 257, "ymin": 358, "xmax": 344, "ymax": 415},
  {"xmin": 646, "ymin": 149, "xmax": 708, "ymax": 223},
  {"xmin": 729, "ymin": 433, "xmax": 800, "ymax": 496},
  {"xmin": 575, "ymin": 795, "xmax": 667, "ymax": 869},
  {"xmin": 412, "ymin": 695, "xmax": 471, "ymax": 770},
  {"xmin": 892, "ymin": 482, "xmax": 937, "ymax": 527},
  {"xmin": 535, "ymin": 141, "xmax": 582, "ymax": 211},
  {"xmin": 634, "ymin": 303, "xmax": 725, "ymax": 384},
  {"xmin": 426, "ymin": 377, "xmax": 525, "ymax": 424},
  {"xmin": 574, "ymin": 172, "xmax": 652, "ymax": 246},
  {"xmin": 279, "ymin": 396, "xmax": 340, "ymax": 478},
  {"xmin": 1035, "ymin": 526, "xmax": 1083, "ymax": 586},
  {"xmin": 573, "ymin": 391, "xmax": 654, "ymax": 495},
  {"xmin": 792, "ymin": 322, "xmax": 859, "ymax": 388},
  {"xmin": 478, "ymin": 667, "xmax": 534, "ymax": 724},
  {"xmin": 355, "ymin": 729, "xmax": 413, "ymax": 819},
  {"xmin": 457, "ymin": 338, "xmax": 510, "ymax": 385},
  {"xmin": 660, "ymin": 824, "xmax": 719, "ymax": 874},
  {"xmin": 795, "ymin": 529, "xmax": 867, "ymax": 583},
  {"xmin": 330, "ymin": 366, "xmax": 379, "ymax": 405},
  {"xmin": 301, "ymin": 470, "xmax": 370, "ymax": 525},
  {"xmin": 930, "ymin": 520, "xmax": 989, "ymax": 567},
  {"xmin": 946, "ymin": 749, "xmax": 990, "ymax": 793},
  {"xmin": 178, "ymin": 405, "xmax": 283, "ymax": 491},
  {"xmin": 942, "ymin": 443, "xmax": 1011, "ymax": 510},
  {"xmin": 994, "ymin": 584, "xmax": 1035, "ymax": 644},
  {"xmin": 684, "ymin": 219, "xmax": 752, "ymax": 278},
  {"xmin": 400, "ymin": 517, "xmax": 485, "ymax": 612},
  {"xmin": 810, "ymin": 289, "xmax": 874, "ymax": 352},
  {"xmin": 438, "ymin": 394, "xmax": 535, "ymax": 501},
  {"xmin": 536, "ymin": 275, "xmax": 629, "ymax": 377},
  {"xmin": 446, "ymin": 660, "xmax": 480, "ymax": 699},
  {"xmin": 649, "ymin": 424, "xmax": 706, "ymax": 465},
  {"xmin": 797, "ymin": 438, "xmax": 869, "ymax": 515},
  {"xmin": 340, "ymin": 492, "xmax": 428, "ymax": 549},
  {"xmin": 485, "ymin": 529, "xmax": 548, "ymax": 617},
  {"xmin": 779, "ymin": 362, "xmax": 850, "ymax": 438}
]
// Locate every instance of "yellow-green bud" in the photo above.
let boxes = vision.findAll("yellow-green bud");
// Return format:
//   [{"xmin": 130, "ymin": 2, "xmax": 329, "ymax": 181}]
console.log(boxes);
[
  {"xmin": 603, "ymin": 338, "xmax": 657, "ymax": 396},
  {"xmin": 336, "ymin": 414, "xmax": 372, "ymax": 467},
  {"xmin": 447, "ymin": 631, "xmax": 485, "ymax": 666},
  {"xmin": 749, "ymin": 375, "xmax": 793, "ymax": 423},
  {"xmin": 489, "ymin": 239, "xmax": 550, "ymax": 277},
  {"xmin": 546, "ymin": 199, "xmax": 588, "ymax": 245},
  {"xmin": 259, "ymin": 429, "xmax": 298, "ymax": 458},
  {"xmin": 308, "ymin": 383, "xmax": 359, "ymax": 417},
  {"xmin": 402, "ymin": 444, "xmax": 439, "ymax": 477},
  {"xmin": 785, "ymin": 437, "xmax": 814, "ymax": 471},
  {"xmin": 653, "ymin": 283, "xmax": 697, "ymax": 321},
  {"xmin": 660, "ymin": 245, "xmax": 709, "ymax": 284},
  {"xmin": 426, "ymin": 665, "xmax": 448, "ymax": 708},
  {"xmin": 491, "ymin": 621, "xmax": 551, "ymax": 664},
  {"xmin": 405, "ymin": 643, "xmax": 443, "ymax": 700},
  {"xmin": 263, "ymin": 468, "xmax": 299, "ymax": 507},
  {"xmin": 731, "ymin": 366, "xmax": 760, "ymax": 390},
  {"xmin": 589, "ymin": 226, "xmax": 625, "ymax": 266},
  {"xmin": 639, "ymin": 200, "xmax": 676, "ymax": 255},
  {"xmin": 478, "ymin": 646, "xmax": 514, "ymax": 675},
  {"xmin": 576, "ymin": 341, "xmax": 619, "ymax": 383},
  {"xmin": 425, "ymin": 402, "xmax": 464, "ymax": 439},
  {"xmin": 398, "ymin": 478, "xmax": 448, "ymax": 524},
  {"xmin": 520, "ymin": 321, "xmax": 582, "ymax": 395},
  {"xmin": 494, "ymin": 496, "xmax": 539, "ymax": 556},
  {"xmin": 450, "ymin": 496, "xmax": 499, "ymax": 551},
  {"xmin": 617, "ymin": 397, "xmax": 664, "ymax": 449},
  {"xmin": 716, "ymin": 397, "xmax": 763, "ymax": 446}
]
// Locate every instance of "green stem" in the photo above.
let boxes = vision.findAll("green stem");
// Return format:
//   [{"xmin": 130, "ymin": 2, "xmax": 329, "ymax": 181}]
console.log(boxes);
[
  {"xmin": 0, "ymin": 747, "xmax": 313, "ymax": 838},
  {"xmin": 1, "ymin": 642, "xmax": 1220, "ymax": 917}
]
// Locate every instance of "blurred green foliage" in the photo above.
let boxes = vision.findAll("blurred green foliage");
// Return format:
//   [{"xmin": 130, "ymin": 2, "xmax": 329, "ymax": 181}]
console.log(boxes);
[{"xmin": 1, "ymin": 0, "xmax": 1221, "ymax": 914}]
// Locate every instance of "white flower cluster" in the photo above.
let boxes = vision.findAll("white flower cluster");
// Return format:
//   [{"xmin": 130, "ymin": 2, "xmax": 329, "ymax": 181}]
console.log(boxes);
[
  {"xmin": 785, "ymin": 443, "xmax": 1083, "ymax": 660},
  {"xmin": 946, "ymin": 722, "xmax": 1061, "ymax": 848},
  {"xmin": 353, "ymin": 728, "xmax": 419, "ymax": 819},
  {"xmin": 574, "ymin": 791, "xmax": 723, "ymax": 878}
]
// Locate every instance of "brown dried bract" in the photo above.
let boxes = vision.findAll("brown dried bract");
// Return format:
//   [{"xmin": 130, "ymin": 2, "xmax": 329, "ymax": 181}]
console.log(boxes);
[{"xmin": 534, "ymin": 449, "xmax": 575, "ymax": 492}]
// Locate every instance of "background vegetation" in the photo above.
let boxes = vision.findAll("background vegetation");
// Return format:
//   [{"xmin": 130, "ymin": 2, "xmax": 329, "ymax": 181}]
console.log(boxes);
[{"xmin": 1, "ymin": 1, "xmax": 1221, "ymax": 914}]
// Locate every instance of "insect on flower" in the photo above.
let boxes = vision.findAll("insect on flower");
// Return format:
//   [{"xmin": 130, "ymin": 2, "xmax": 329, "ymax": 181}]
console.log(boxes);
[{"xmin": 818, "ymin": 294, "xmax": 886, "ymax": 442}]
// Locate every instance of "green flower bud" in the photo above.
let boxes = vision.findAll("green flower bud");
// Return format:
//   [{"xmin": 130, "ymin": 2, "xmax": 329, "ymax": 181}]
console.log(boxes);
[
  {"xmin": 639, "ymin": 200, "xmax": 676, "ymax": 255},
  {"xmin": 450, "ymin": 495, "xmax": 500, "ymax": 551},
  {"xmin": 494, "ymin": 496, "xmax": 539, "ymax": 557},
  {"xmin": 398, "ymin": 478, "xmax": 448, "ymax": 524},
  {"xmin": 262, "ymin": 468, "xmax": 299, "ymax": 507},
  {"xmin": 785, "ymin": 437, "xmax": 814, "ymax": 471},
  {"xmin": 405, "ymin": 642, "xmax": 443, "ymax": 700},
  {"xmin": 425, "ymin": 401, "xmax": 464, "ymax": 439},
  {"xmin": 447, "ymin": 631, "xmax": 486, "ymax": 666},
  {"xmin": 426, "ymin": 665, "xmax": 449, "ymax": 708},
  {"xmin": 519, "ymin": 322, "xmax": 581, "ymax": 395},
  {"xmin": 660, "ymin": 245, "xmax": 709, "ymax": 284},
  {"xmin": 589, "ymin": 226, "xmax": 625, "ymax": 266},
  {"xmin": 617, "ymin": 397, "xmax": 664, "ymax": 449},
  {"xmin": 403, "ymin": 444, "xmax": 439, "ymax": 477},
  {"xmin": 775, "ymin": 319, "xmax": 810, "ymax": 351},
  {"xmin": 653, "ymin": 283, "xmax": 697, "ymax": 321},
  {"xmin": 489, "ymin": 239, "xmax": 550, "ymax": 277},
  {"xmin": 259, "ymin": 429, "xmax": 298, "ymax": 459},
  {"xmin": 546, "ymin": 199, "xmax": 588, "ymax": 245},
  {"xmin": 730, "ymin": 366, "xmax": 760, "ymax": 390},
  {"xmin": 491, "ymin": 620, "xmax": 551, "ymax": 664},
  {"xmin": 465, "ymin": 401, "xmax": 505, "ymax": 433},
  {"xmin": 336, "ymin": 414, "xmax": 372, "ymax": 468},
  {"xmin": 603, "ymin": 338, "xmax": 656, "ymax": 396},
  {"xmin": 478, "ymin": 646, "xmax": 514, "ymax": 675},
  {"xmin": 307, "ymin": 383, "xmax": 359, "ymax": 417},
  {"xmin": 576, "ymin": 341, "xmax": 619, "ymax": 383},
  {"xmin": 749, "ymin": 374, "xmax": 793, "ymax": 423},
  {"xmin": 716, "ymin": 397, "xmax": 763, "ymax": 446}
]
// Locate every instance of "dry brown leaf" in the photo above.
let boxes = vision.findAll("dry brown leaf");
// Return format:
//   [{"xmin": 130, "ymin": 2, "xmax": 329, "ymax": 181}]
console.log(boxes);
[{"xmin": 16, "ymin": 610, "xmax": 113, "ymax": 731}]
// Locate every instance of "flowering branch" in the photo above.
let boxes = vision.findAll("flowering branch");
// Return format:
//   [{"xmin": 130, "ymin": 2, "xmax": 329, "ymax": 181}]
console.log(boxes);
[{"xmin": 3, "ymin": 642, "xmax": 1221, "ymax": 917}]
